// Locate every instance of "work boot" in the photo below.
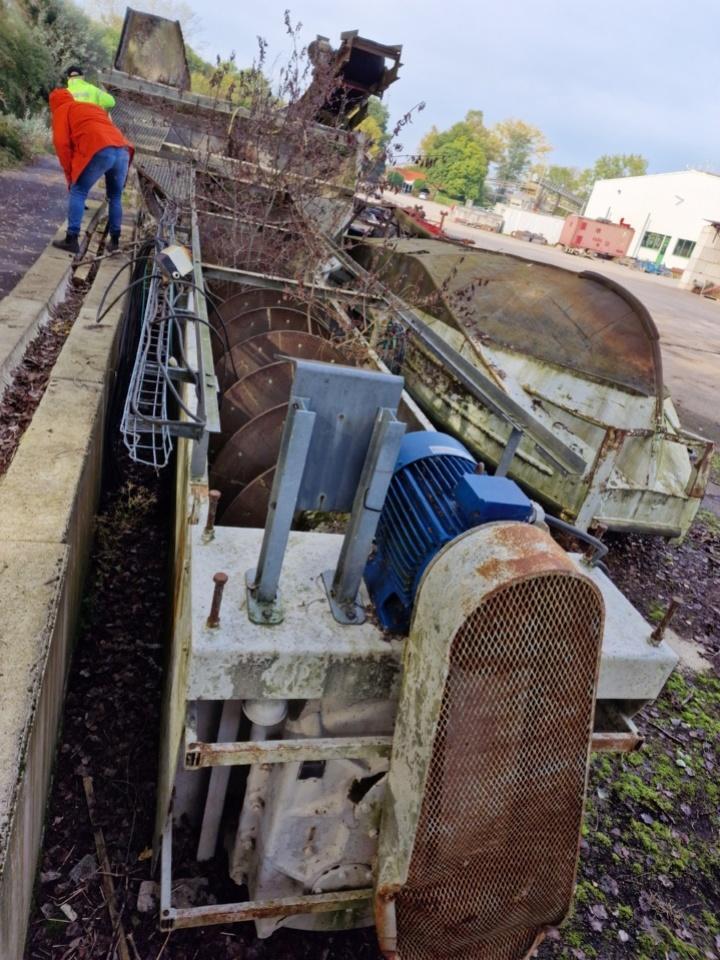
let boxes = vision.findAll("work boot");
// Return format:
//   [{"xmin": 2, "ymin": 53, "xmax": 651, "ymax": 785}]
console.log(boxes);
[
  {"xmin": 52, "ymin": 231, "xmax": 80, "ymax": 255},
  {"xmin": 107, "ymin": 233, "xmax": 120, "ymax": 253}
]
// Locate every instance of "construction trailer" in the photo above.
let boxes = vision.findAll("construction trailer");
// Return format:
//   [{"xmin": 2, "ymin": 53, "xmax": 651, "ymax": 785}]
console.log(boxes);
[
  {"xmin": 558, "ymin": 214, "xmax": 635, "ymax": 259},
  {"xmin": 104, "ymin": 10, "xmax": 688, "ymax": 959}
]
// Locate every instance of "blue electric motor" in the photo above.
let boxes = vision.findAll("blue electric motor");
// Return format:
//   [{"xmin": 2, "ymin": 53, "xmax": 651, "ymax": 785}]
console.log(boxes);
[{"xmin": 365, "ymin": 431, "xmax": 534, "ymax": 633}]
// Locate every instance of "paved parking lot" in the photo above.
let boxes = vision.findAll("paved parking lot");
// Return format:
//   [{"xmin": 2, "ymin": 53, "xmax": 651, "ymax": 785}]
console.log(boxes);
[{"xmin": 384, "ymin": 193, "xmax": 720, "ymax": 444}]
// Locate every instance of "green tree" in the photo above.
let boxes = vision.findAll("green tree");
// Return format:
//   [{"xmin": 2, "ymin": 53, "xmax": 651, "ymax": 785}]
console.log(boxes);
[
  {"xmin": 542, "ymin": 164, "xmax": 582, "ymax": 194},
  {"xmin": 493, "ymin": 118, "xmax": 551, "ymax": 183},
  {"xmin": 366, "ymin": 96, "xmax": 389, "ymax": 138},
  {"xmin": 427, "ymin": 135, "xmax": 488, "ymax": 202},
  {"xmin": 357, "ymin": 97, "xmax": 390, "ymax": 158},
  {"xmin": 590, "ymin": 153, "xmax": 648, "ymax": 180},
  {"xmin": 357, "ymin": 113, "xmax": 384, "ymax": 158},
  {"xmin": 420, "ymin": 109, "xmax": 499, "ymax": 165},
  {"xmin": 386, "ymin": 170, "xmax": 404, "ymax": 189},
  {"xmin": 576, "ymin": 153, "xmax": 648, "ymax": 197},
  {"xmin": 189, "ymin": 56, "xmax": 270, "ymax": 106}
]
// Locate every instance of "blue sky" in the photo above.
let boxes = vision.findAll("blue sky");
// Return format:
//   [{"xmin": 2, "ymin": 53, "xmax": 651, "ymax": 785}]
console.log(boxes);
[{"xmin": 147, "ymin": 0, "xmax": 720, "ymax": 173}]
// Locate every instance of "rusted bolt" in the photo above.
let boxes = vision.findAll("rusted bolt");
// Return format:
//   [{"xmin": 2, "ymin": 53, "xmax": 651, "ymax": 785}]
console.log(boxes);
[
  {"xmin": 207, "ymin": 572, "xmax": 228, "ymax": 628},
  {"xmin": 650, "ymin": 596, "xmax": 682, "ymax": 646},
  {"xmin": 202, "ymin": 489, "xmax": 221, "ymax": 542}
]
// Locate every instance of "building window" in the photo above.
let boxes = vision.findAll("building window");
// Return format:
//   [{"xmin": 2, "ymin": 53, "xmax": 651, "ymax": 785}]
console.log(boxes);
[
  {"xmin": 641, "ymin": 231, "xmax": 670, "ymax": 250},
  {"xmin": 673, "ymin": 238, "xmax": 696, "ymax": 258}
]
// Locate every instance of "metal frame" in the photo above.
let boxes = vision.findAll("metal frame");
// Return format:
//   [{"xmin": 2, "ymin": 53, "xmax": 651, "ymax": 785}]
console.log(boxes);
[
  {"xmin": 202, "ymin": 261, "xmax": 384, "ymax": 302},
  {"xmin": 185, "ymin": 735, "xmax": 393, "ymax": 769},
  {"xmin": 246, "ymin": 361, "xmax": 404, "ymax": 625},
  {"xmin": 120, "ymin": 194, "xmax": 220, "ymax": 470},
  {"xmin": 160, "ymin": 816, "xmax": 371, "ymax": 930},
  {"xmin": 323, "ymin": 407, "xmax": 405, "ymax": 623},
  {"xmin": 246, "ymin": 397, "xmax": 316, "ymax": 621}
]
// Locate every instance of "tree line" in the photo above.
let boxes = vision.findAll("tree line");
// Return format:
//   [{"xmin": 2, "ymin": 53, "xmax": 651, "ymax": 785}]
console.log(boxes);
[{"xmin": 386, "ymin": 109, "xmax": 647, "ymax": 206}]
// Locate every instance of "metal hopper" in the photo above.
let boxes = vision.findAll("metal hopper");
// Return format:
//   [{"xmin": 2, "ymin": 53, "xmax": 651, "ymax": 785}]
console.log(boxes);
[{"xmin": 352, "ymin": 238, "xmax": 713, "ymax": 537}]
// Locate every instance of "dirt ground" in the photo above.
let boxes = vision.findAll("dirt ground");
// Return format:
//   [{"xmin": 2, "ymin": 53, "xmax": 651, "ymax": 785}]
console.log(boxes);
[{"xmin": 0, "ymin": 156, "xmax": 68, "ymax": 299}]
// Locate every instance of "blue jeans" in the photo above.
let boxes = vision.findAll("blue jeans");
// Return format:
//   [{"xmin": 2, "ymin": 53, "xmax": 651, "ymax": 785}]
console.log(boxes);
[{"xmin": 68, "ymin": 146, "xmax": 130, "ymax": 235}]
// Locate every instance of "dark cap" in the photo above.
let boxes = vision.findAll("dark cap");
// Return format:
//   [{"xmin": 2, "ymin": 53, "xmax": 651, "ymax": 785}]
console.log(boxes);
[{"xmin": 66, "ymin": 65, "xmax": 84, "ymax": 78}]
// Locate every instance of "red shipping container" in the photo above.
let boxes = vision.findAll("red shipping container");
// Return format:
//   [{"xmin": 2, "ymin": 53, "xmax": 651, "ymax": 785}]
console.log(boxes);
[{"xmin": 559, "ymin": 215, "xmax": 635, "ymax": 258}]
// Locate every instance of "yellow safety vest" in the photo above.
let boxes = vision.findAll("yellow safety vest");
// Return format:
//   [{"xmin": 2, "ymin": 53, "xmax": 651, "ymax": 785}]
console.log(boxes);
[{"xmin": 67, "ymin": 77, "xmax": 116, "ymax": 111}]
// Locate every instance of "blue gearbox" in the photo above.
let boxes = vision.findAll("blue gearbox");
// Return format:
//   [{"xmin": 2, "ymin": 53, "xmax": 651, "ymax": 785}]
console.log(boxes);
[{"xmin": 364, "ymin": 431, "xmax": 534, "ymax": 633}]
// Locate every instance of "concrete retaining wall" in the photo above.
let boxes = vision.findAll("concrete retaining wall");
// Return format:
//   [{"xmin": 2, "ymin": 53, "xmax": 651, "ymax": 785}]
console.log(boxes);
[{"xmin": 0, "ymin": 221, "xmax": 131, "ymax": 959}]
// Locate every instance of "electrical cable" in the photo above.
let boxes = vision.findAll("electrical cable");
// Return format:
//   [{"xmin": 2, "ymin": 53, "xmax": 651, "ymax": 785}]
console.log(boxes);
[
  {"xmin": 93, "ymin": 253, "xmax": 156, "ymax": 322},
  {"xmin": 95, "ymin": 273, "xmax": 165, "ymax": 325},
  {"xmin": 173, "ymin": 277, "xmax": 240, "ymax": 382},
  {"xmin": 544, "ymin": 514, "xmax": 609, "ymax": 567}
]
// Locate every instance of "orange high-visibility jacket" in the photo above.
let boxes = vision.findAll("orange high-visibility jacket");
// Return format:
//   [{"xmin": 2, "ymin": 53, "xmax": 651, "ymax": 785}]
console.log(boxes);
[{"xmin": 49, "ymin": 88, "xmax": 134, "ymax": 186}]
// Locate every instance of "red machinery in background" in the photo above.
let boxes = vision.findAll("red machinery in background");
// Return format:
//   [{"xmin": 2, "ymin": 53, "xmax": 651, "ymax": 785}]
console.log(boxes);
[{"xmin": 559, "ymin": 214, "xmax": 635, "ymax": 258}]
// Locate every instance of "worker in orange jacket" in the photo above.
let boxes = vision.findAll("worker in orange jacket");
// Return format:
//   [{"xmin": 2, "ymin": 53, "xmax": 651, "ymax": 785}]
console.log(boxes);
[{"xmin": 49, "ymin": 88, "xmax": 134, "ymax": 254}]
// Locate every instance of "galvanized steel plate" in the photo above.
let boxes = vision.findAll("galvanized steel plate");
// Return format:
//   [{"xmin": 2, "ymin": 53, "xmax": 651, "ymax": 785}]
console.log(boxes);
[{"xmin": 114, "ymin": 9, "xmax": 191, "ymax": 88}]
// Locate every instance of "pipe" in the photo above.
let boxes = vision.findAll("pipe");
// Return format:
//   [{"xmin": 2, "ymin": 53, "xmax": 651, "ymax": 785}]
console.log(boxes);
[{"xmin": 544, "ymin": 514, "xmax": 608, "ymax": 567}]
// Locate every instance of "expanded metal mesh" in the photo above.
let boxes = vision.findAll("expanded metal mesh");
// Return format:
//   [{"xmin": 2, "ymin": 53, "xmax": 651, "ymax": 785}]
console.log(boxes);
[
  {"xmin": 111, "ymin": 98, "xmax": 171, "ymax": 154},
  {"xmin": 137, "ymin": 158, "xmax": 194, "ymax": 205},
  {"xmin": 396, "ymin": 573, "xmax": 602, "ymax": 960}
]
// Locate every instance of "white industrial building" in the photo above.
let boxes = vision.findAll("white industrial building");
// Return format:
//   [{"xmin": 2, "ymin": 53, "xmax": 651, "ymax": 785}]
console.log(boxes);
[{"xmin": 584, "ymin": 170, "xmax": 720, "ymax": 273}]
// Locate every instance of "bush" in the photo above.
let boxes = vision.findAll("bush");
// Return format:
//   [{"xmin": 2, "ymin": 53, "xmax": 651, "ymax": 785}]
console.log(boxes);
[
  {"xmin": 0, "ymin": 0, "xmax": 111, "ymax": 121},
  {"xmin": 0, "ymin": 2, "xmax": 55, "ymax": 115},
  {"xmin": 0, "ymin": 111, "xmax": 52, "ymax": 168},
  {"xmin": 0, "ymin": 114, "xmax": 27, "ymax": 162},
  {"xmin": 24, "ymin": 0, "xmax": 111, "ymax": 80}
]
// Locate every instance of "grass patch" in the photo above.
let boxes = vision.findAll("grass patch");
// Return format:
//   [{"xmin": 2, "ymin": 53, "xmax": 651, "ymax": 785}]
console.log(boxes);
[{"xmin": 538, "ymin": 670, "xmax": 720, "ymax": 959}]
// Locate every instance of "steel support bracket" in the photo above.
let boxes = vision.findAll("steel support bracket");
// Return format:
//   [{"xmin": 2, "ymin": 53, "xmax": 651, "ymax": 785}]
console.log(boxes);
[
  {"xmin": 247, "ymin": 396, "xmax": 316, "ymax": 622},
  {"xmin": 323, "ymin": 407, "xmax": 405, "ymax": 624},
  {"xmin": 245, "ymin": 568, "xmax": 284, "ymax": 625}
]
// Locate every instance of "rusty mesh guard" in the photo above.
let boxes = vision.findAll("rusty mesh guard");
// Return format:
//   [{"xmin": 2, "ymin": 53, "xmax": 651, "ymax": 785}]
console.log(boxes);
[{"xmin": 396, "ymin": 573, "xmax": 602, "ymax": 960}]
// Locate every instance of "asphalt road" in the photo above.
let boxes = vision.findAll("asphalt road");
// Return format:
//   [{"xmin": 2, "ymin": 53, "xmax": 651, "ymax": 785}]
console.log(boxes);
[
  {"xmin": 383, "ymin": 192, "xmax": 720, "ymax": 444},
  {"xmin": 0, "ymin": 155, "xmax": 68, "ymax": 299}
]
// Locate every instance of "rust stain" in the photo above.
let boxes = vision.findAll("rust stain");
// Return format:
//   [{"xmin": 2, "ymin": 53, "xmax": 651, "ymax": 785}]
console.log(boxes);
[
  {"xmin": 591, "ymin": 730, "xmax": 644, "ymax": 753},
  {"xmin": 687, "ymin": 440, "xmax": 715, "ymax": 499}
]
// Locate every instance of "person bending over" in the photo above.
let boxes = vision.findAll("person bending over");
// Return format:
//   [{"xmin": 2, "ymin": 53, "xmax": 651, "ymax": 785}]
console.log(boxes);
[{"xmin": 49, "ymin": 89, "xmax": 133, "ymax": 255}]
